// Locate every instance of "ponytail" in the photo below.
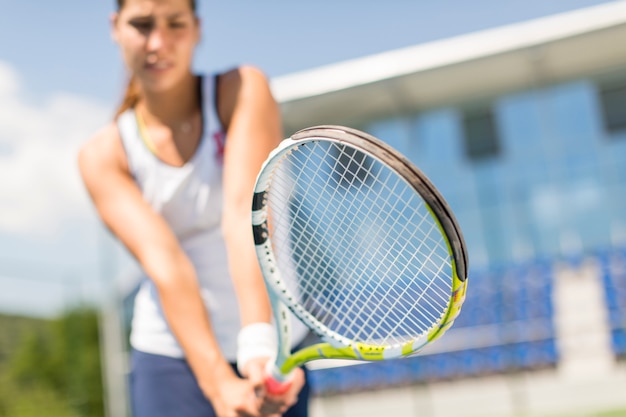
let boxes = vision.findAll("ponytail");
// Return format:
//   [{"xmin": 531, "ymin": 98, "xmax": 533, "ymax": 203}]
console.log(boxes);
[{"xmin": 114, "ymin": 75, "xmax": 141, "ymax": 119}]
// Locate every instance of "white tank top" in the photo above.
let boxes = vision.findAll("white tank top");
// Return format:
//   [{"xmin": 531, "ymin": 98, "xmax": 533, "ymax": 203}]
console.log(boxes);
[{"xmin": 118, "ymin": 74, "xmax": 307, "ymax": 362}]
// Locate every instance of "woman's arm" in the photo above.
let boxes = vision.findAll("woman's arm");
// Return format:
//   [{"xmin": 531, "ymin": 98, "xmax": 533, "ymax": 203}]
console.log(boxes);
[
  {"xmin": 78, "ymin": 124, "xmax": 261, "ymax": 417},
  {"xmin": 219, "ymin": 66, "xmax": 280, "ymax": 327},
  {"xmin": 218, "ymin": 66, "xmax": 304, "ymax": 414}
]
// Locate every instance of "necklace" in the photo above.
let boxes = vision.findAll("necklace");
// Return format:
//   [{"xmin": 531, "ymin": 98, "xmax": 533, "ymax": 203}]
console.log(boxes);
[
  {"xmin": 135, "ymin": 109, "xmax": 197, "ymax": 155},
  {"xmin": 135, "ymin": 109, "xmax": 157, "ymax": 154}
]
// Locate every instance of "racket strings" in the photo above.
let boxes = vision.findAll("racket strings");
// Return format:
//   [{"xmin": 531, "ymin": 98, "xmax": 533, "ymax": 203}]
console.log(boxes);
[
  {"xmin": 283, "ymin": 152, "xmax": 425, "ymax": 331},
  {"xmin": 310, "ymin": 150, "xmax": 452, "ymax": 318},
  {"xmin": 339, "ymin": 201, "xmax": 452, "ymax": 344},
  {"xmin": 266, "ymin": 141, "xmax": 453, "ymax": 347},
  {"xmin": 347, "ymin": 218, "xmax": 448, "ymax": 338},
  {"xmin": 361, "ymin": 229, "xmax": 452, "ymax": 343},
  {"xmin": 320, "ymin": 190, "xmax": 439, "ymax": 326},
  {"xmin": 286, "ymin": 188, "xmax": 450, "ymax": 344},
  {"xmin": 286, "ymin": 209, "xmax": 449, "ymax": 346},
  {"xmin": 270, "ymin": 145, "xmax": 446, "ymax": 342}
]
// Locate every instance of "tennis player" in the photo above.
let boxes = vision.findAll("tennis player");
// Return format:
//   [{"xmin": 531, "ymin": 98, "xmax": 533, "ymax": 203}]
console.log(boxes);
[{"xmin": 78, "ymin": 0, "xmax": 309, "ymax": 416}]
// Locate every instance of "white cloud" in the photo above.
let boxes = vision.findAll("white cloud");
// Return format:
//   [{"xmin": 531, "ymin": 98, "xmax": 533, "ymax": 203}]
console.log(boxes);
[{"xmin": 0, "ymin": 61, "xmax": 112, "ymax": 237}]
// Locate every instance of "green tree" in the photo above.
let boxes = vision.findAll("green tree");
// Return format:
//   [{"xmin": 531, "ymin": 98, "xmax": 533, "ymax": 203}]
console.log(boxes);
[{"xmin": 1, "ymin": 308, "xmax": 104, "ymax": 417}]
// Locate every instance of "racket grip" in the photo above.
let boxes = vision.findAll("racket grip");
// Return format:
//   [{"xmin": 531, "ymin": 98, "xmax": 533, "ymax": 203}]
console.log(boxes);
[
  {"xmin": 264, "ymin": 363, "xmax": 292, "ymax": 395},
  {"xmin": 264, "ymin": 375, "xmax": 292, "ymax": 395}
]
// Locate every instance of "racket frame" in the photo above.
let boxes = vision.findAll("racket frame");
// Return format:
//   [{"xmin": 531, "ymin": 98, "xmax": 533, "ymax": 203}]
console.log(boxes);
[{"xmin": 252, "ymin": 125, "xmax": 469, "ymax": 379}]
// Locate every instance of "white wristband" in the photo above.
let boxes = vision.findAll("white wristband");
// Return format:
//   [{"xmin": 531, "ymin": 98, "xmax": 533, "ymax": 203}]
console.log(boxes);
[{"xmin": 236, "ymin": 322, "xmax": 277, "ymax": 376}]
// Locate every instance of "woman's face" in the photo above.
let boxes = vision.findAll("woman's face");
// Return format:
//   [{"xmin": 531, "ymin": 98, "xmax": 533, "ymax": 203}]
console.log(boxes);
[{"xmin": 112, "ymin": 0, "xmax": 199, "ymax": 93}]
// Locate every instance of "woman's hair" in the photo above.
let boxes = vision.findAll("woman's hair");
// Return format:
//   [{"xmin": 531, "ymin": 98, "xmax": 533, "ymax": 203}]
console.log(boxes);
[
  {"xmin": 113, "ymin": 0, "xmax": 198, "ymax": 118},
  {"xmin": 115, "ymin": 0, "xmax": 197, "ymax": 12}
]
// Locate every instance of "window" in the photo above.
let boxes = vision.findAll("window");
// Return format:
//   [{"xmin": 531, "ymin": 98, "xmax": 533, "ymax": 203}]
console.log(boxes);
[
  {"xmin": 332, "ymin": 143, "xmax": 373, "ymax": 189},
  {"xmin": 462, "ymin": 108, "xmax": 501, "ymax": 160},
  {"xmin": 599, "ymin": 83, "xmax": 626, "ymax": 135}
]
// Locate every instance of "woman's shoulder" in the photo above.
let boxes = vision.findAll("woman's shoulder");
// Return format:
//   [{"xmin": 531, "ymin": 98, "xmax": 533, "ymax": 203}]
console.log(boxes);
[
  {"xmin": 78, "ymin": 120, "xmax": 127, "ymax": 173},
  {"xmin": 216, "ymin": 65, "xmax": 271, "ymax": 93},
  {"xmin": 215, "ymin": 65, "xmax": 275, "ymax": 128}
]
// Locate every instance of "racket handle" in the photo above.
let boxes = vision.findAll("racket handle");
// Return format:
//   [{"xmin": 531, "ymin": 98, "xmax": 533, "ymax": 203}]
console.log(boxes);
[
  {"xmin": 264, "ymin": 375, "xmax": 292, "ymax": 395},
  {"xmin": 264, "ymin": 363, "xmax": 292, "ymax": 395}
]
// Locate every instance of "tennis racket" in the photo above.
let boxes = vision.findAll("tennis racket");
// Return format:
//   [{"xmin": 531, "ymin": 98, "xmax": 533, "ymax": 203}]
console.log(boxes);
[{"xmin": 251, "ymin": 125, "xmax": 469, "ymax": 394}]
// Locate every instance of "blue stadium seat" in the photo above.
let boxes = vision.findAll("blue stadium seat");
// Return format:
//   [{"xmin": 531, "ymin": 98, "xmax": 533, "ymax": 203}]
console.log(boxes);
[
  {"xmin": 612, "ymin": 329, "xmax": 626, "ymax": 357},
  {"xmin": 307, "ymin": 257, "xmax": 561, "ymax": 395},
  {"xmin": 596, "ymin": 247, "xmax": 626, "ymax": 358}
]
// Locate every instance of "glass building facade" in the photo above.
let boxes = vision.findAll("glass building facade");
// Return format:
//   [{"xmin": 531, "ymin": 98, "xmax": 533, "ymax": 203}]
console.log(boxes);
[{"xmin": 364, "ymin": 77, "xmax": 626, "ymax": 269}]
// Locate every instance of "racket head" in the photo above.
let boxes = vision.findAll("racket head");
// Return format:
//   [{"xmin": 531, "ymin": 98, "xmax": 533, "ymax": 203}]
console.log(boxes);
[{"xmin": 253, "ymin": 125, "xmax": 468, "ymax": 374}]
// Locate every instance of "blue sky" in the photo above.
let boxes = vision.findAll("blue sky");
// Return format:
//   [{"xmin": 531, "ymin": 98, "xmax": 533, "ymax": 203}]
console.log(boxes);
[
  {"xmin": 0, "ymin": 0, "xmax": 615, "ymax": 103},
  {"xmin": 0, "ymin": 0, "xmax": 616, "ymax": 315}
]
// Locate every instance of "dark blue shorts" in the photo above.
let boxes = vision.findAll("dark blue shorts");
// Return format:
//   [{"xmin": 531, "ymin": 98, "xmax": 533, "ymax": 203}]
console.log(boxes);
[{"xmin": 130, "ymin": 349, "xmax": 310, "ymax": 417}]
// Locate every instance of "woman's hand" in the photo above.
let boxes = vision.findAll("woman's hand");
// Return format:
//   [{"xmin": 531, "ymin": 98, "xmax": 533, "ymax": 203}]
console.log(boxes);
[
  {"xmin": 199, "ymin": 363, "xmax": 262, "ymax": 417},
  {"xmin": 243, "ymin": 358, "xmax": 306, "ymax": 416}
]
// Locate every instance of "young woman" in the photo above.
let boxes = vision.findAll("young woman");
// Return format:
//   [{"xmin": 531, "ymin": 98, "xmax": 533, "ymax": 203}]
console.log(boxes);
[{"xmin": 79, "ymin": 0, "xmax": 309, "ymax": 416}]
